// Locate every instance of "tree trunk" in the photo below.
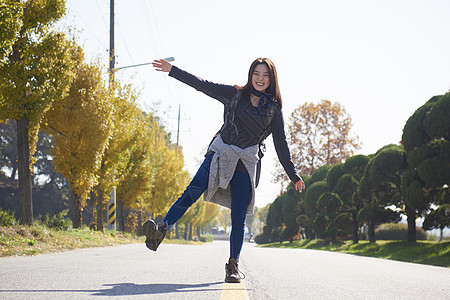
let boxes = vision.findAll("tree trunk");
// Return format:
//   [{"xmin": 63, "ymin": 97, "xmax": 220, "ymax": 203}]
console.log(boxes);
[
  {"xmin": 117, "ymin": 201, "xmax": 125, "ymax": 231},
  {"xmin": 70, "ymin": 188, "xmax": 82, "ymax": 228},
  {"xmin": 175, "ymin": 223, "xmax": 179, "ymax": 239},
  {"xmin": 352, "ymin": 211, "xmax": 359, "ymax": 244},
  {"xmin": 196, "ymin": 226, "xmax": 201, "ymax": 239},
  {"xmin": 368, "ymin": 221, "xmax": 376, "ymax": 243},
  {"xmin": 184, "ymin": 224, "xmax": 188, "ymax": 240},
  {"xmin": 96, "ymin": 189, "xmax": 104, "ymax": 232},
  {"xmin": 137, "ymin": 210, "xmax": 143, "ymax": 236},
  {"xmin": 305, "ymin": 227, "xmax": 313, "ymax": 239},
  {"xmin": 10, "ymin": 166, "xmax": 17, "ymax": 180},
  {"xmin": 16, "ymin": 115, "xmax": 33, "ymax": 225},
  {"xmin": 188, "ymin": 223, "xmax": 193, "ymax": 240},
  {"xmin": 406, "ymin": 206, "xmax": 416, "ymax": 242},
  {"xmin": 440, "ymin": 228, "xmax": 443, "ymax": 242}
]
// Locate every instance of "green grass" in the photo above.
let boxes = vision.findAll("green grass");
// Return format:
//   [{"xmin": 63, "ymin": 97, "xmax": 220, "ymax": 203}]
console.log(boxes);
[
  {"xmin": 259, "ymin": 239, "xmax": 450, "ymax": 267},
  {"xmin": 0, "ymin": 225, "xmax": 141, "ymax": 256},
  {"xmin": 0, "ymin": 225, "xmax": 205, "ymax": 257},
  {"xmin": 161, "ymin": 238, "xmax": 204, "ymax": 246}
]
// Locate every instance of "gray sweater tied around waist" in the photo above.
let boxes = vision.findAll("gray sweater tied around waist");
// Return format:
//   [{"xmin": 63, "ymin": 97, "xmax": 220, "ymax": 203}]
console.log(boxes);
[{"xmin": 203, "ymin": 135, "xmax": 259, "ymax": 215}]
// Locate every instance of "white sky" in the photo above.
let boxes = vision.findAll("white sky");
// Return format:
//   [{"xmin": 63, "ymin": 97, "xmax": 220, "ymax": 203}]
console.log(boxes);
[{"xmin": 60, "ymin": 0, "xmax": 450, "ymax": 208}]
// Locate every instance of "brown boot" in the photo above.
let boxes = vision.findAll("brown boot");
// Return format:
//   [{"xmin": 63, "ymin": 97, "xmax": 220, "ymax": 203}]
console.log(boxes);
[
  {"xmin": 225, "ymin": 258, "xmax": 244, "ymax": 283},
  {"xmin": 143, "ymin": 220, "xmax": 167, "ymax": 251}
]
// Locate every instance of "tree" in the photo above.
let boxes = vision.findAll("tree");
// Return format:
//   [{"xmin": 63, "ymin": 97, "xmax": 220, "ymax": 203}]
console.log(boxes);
[
  {"xmin": 305, "ymin": 179, "xmax": 330, "ymax": 239},
  {"xmin": 328, "ymin": 155, "xmax": 370, "ymax": 243},
  {"xmin": 254, "ymin": 203, "xmax": 270, "ymax": 234},
  {"xmin": 246, "ymin": 207, "xmax": 257, "ymax": 236},
  {"xmin": 264, "ymin": 196, "xmax": 284, "ymax": 242},
  {"xmin": 335, "ymin": 174, "xmax": 360, "ymax": 241},
  {"xmin": 316, "ymin": 191, "xmax": 342, "ymax": 240},
  {"xmin": 147, "ymin": 145, "xmax": 190, "ymax": 217},
  {"xmin": 402, "ymin": 93, "xmax": 450, "ymax": 242},
  {"xmin": 281, "ymin": 183, "xmax": 301, "ymax": 242},
  {"xmin": 0, "ymin": 120, "xmax": 18, "ymax": 179},
  {"xmin": 0, "ymin": 0, "xmax": 23, "ymax": 65},
  {"xmin": 358, "ymin": 145, "xmax": 404, "ymax": 242},
  {"xmin": 275, "ymin": 99, "xmax": 360, "ymax": 184},
  {"xmin": 217, "ymin": 208, "xmax": 231, "ymax": 234},
  {"xmin": 196, "ymin": 201, "xmax": 220, "ymax": 234},
  {"xmin": 42, "ymin": 43, "xmax": 113, "ymax": 228},
  {"xmin": 422, "ymin": 204, "xmax": 450, "ymax": 241},
  {"xmin": 93, "ymin": 83, "xmax": 144, "ymax": 231},
  {"xmin": 0, "ymin": 0, "xmax": 74, "ymax": 225}
]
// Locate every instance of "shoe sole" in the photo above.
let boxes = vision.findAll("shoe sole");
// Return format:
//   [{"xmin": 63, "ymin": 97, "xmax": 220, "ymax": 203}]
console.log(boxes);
[
  {"xmin": 143, "ymin": 220, "xmax": 158, "ymax": 251},
  {"xmin": 225, "ymin": 276, "xmax": 241, "ymax": 283}
]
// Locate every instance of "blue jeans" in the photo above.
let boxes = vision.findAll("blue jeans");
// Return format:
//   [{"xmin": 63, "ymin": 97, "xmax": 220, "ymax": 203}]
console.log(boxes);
[{"xmin": 163, "ymin": 154, "xmax": 251, "ymax": 260}]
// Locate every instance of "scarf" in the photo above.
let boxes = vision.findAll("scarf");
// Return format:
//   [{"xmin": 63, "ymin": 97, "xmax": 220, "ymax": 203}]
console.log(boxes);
[{"xmin": 251, "ymin": 88, "xmax": 274, "ymax": 109}]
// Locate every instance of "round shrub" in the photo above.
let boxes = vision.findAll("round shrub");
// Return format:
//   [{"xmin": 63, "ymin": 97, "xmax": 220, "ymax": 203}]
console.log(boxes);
[
  {"xmin": 41, "ymin": 209, "xmax": 71, "ymax": 231},
  {"xmin": 0, "ymin": 208, "xmax": 17, "ymax": 226},
  {"xmin": 254, "ymin": 232, "xmax": 270, "ymax": 244},
  {"xmin": 375, "ymin": 223, "xmax": 428, "ymax": 240},
  {"xmin": 199, "ymin": 234, "xmax": 213, "ymax": 242}
]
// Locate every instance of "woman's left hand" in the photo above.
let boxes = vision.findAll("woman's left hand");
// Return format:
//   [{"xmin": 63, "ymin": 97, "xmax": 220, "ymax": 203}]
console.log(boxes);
[
  {"xmin": 294, "ymin": 179, "xmax": 305, "ymax": 192},
  {"xmin": 152, "ymin": 59, "xmax": 173, "ymax": 73}
]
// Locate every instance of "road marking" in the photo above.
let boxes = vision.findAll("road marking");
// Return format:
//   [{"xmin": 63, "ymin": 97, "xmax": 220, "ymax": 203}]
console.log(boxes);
[{"xmin": 220, "ymin": 280, "xmax": 249, "ymax": 300}]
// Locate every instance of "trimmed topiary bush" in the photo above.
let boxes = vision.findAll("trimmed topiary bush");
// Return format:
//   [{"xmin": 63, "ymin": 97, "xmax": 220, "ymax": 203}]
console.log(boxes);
[
  {"xmin": 0, "ymin": 208, "xmax": 17, "ymax": 226},
  {"xmin": 41, "ymin": 209, "xmax": 71, "ymax": 231},
  {"xmin": 199, "ymin": 234, "xmax": 213, "ymax": 242},
  {"xmin": 375, "ymin": 223, "xmax": 428, "ymax": 240},
  {"xmin": 254, "ymin": 232, "xmax": 271, "ymax": 244}
]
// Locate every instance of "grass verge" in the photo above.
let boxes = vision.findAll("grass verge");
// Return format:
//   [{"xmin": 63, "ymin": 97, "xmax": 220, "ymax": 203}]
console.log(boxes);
[
  {"xmin": 0, "ymin": 225, "xmax": 140, "ymax": 257},
  {"xmin": 0, "ymin": 225, "xmax": 206, "ymax": 257},
  {"xmin": 259, "ymin": 239, "xmax": 450, "ymax": 267}
]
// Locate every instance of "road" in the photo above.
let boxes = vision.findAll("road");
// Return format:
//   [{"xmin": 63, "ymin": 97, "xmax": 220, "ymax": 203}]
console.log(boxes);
[{"xmin": 0, "ymin": 241, "xmax": 448, "ymax": 299}]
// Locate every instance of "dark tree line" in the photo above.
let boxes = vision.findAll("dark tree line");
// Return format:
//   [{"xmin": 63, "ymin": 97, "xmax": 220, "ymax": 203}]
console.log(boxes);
[{"xmin": 259, "ymin": 93, "xmax": 450, "ymax": 244}]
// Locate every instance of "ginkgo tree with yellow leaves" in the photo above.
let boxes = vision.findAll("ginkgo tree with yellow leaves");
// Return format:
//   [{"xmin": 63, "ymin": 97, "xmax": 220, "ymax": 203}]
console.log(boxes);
[
  {"xmin": 147, "ymin": 144, "xmax": 191, "ymax": 217},
  {"xmin": 178, "ymin": 198, "xmax": 220, "ymax": 240},
  {"xmin": 0, "ymin": 0, "xmax": 23, "ymax": 65},
  {"xmin": 116, "ymin": 111, "xmax": 192, "ymax": 232},
  {"xmin": 93, "ymin": 83, "xmax": 145, "ymax": 232},
  {"xmin": 0, "ymin": 0, "xmax": 74, "ymax": 225},
  {"xmin": 42, "ymin": 42, "xmax": 113, "ymax": 228}
]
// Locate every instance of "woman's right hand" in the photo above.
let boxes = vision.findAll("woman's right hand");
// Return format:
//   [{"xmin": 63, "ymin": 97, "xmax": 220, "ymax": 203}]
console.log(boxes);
[{"xmin": 152, "ymin": 59, "xmax": 172, "ymax": 73}]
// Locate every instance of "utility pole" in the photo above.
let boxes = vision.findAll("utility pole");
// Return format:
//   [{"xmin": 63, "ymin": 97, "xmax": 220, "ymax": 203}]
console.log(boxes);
[
  {"xmin": 109, "ymin": 0, "xmax": 115, "ymax": 83},
  {"xmin": 176, "ymin": 104, "xmax": 181, "ymax": 146},
  {"xmin": 107, "ymin": 0, "xmax": 174, "ymax": 232},
  {"xmin": 107, "ymin": 0, "xmax": 116, "ymax": 231}
]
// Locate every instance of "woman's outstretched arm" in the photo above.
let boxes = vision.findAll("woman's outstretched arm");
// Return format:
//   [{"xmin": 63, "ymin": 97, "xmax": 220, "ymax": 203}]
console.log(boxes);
[{"xmin": 151, "ymin": 59, "xmax": 236, "ymax": 104}]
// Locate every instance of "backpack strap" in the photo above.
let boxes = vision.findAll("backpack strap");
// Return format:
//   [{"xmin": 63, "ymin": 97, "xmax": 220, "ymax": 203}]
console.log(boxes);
[
  {"xmin": 207, "ymin": 91, "xmax": 241, "ymax": 149},
  {"xmin": 255, "ymin": 103, "xmax": 277, "ymax": 188},
  {"xmin": 258, "ymin": 103, "xmax": 277, "ymax": 155},
  {"xmin": 222, "ymin": 90, "xmax": 241, "ymax": 137}
]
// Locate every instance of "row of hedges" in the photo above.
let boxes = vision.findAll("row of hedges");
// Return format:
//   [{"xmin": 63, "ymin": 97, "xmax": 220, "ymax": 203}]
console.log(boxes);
[{"xmin": 255, "ymin": 222, "xmax": 429, "ymax": 244}]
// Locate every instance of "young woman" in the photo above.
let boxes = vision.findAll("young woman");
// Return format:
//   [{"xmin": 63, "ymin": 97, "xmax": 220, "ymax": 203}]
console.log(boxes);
[{"xmin": 144, "ymin": 58, "xmax": 305, "ymax": 283}]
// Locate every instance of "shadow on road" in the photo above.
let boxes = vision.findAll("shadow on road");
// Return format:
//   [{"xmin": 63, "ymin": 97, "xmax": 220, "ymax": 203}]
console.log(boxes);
[
  {"xmin": 93, "ymin": 282, "xmax": 224, "ymax": 296},
  {"xmin": 0, "ymin": 281, "xmax": 224, "ymax": 297}
]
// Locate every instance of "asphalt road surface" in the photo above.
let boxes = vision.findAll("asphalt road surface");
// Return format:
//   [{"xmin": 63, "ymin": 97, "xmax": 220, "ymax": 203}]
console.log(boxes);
[{"xmin": 0, "ymin": 241, "xmax": 448, "ymax": 299}]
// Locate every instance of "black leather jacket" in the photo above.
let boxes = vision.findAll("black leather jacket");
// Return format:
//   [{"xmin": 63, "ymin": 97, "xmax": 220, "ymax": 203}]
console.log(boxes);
[{"xmin": 169, "ymin": 66, "xmax": 301, "ymax": 183}]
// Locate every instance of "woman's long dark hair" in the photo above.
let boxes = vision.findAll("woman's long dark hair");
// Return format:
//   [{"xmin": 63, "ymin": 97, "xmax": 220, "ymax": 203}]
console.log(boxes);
[{"xmin": 236, "ymin": 58, "xmax": 283, "ymax": 108}]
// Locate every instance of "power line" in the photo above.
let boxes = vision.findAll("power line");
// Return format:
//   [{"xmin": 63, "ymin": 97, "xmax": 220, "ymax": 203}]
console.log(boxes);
[
  {"xmin": 95, "ymin": 0, "xmax": 108, "ymax": 31},
  {"xmin": 116, "ymin": 21, "xmax": 135, "ymax": 65},
  {"xmin": 138, "ymin": 0, "xmax": 160, "ymax": 58},
  {"xmin": 68, "ymin": 2, "xmax": 107, "ymax": 49},
  {"xmin": 147, "ymin": 0, "xmax": 166, "ymax": 55}
]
